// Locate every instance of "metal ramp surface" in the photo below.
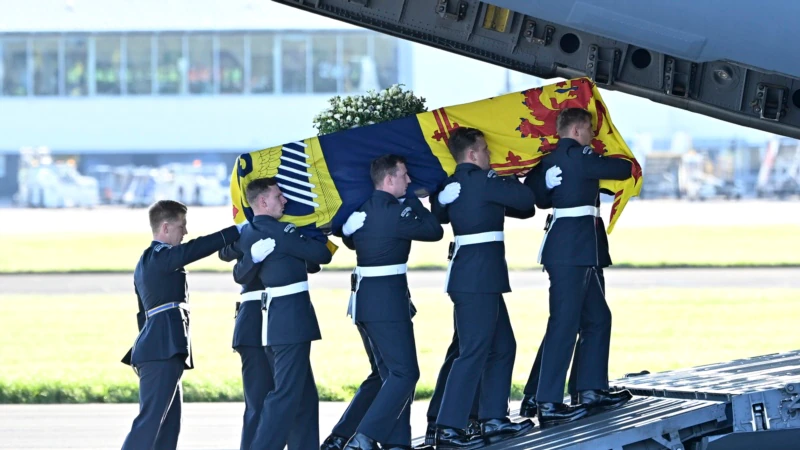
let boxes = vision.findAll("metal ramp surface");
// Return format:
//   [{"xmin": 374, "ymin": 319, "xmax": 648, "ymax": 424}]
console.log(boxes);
[
  {"xmin": 498, "ymin": 397, "xmax": 727, "ymax": 450},
  {"xmin": 412, "ymin": 350, "xmax": 800, "ymax": 449},
  {"xmin": 610, "ymin": 350, "xmax": 800, "ymax": 401}
]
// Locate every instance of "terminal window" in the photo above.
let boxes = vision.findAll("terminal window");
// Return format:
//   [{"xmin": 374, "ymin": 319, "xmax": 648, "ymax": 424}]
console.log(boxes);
[
  {"xmin": 1, "ymin": 39, "xmax": 27, "ymax": 96},
  {"xmin": 0, "ymin": 31, "xmax": 400, "ymax": 97},
  {"xmin": 65, "ymin": 37, "xmax": 88, "ymax": 97},
  {"xmin": 126, "ymin": 35, "xmax": 152, "ymax": 95},
  {"xmin": 95, "ymin": 36, "xmax": 121, "ymax": 95},
  {"xmin": 33, "ymin": 38, "xmax": 59, "ymax": 96}
]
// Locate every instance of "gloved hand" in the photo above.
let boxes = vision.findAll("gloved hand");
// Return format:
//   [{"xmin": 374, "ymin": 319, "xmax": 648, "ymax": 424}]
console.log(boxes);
[
  {"xmin": 251, "ymin": 238, "xmax": 276, "ymax": 263},
  {"xmin": 342, "ymin": 211, "xmax": 367, "ymax": 237},
  {"xmin": 545, "ymin": 166, "xmax": 563, "ymax": 189},
  {"xmin": 437, "ymin": 182, "xmax": 461, "ymax": 205},
  {"xmin": 235, "ymin": 221, "xmax": 248, "ymax": 233}
]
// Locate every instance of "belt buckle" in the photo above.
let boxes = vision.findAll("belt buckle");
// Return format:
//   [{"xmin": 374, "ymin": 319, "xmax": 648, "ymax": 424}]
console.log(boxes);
[
  {"xmin": 179, "ymin": 306, "xmax": 190, "ymax": 324},
  {"xmin": 447, "ymin": 241, "xmax": 455, "ymax": 261},
  {"xmin": 544, "ymin": 213, "xmax": 553, "ymax": 232},
  {"xmin": 260, "ymin": 292, "xmax": 268, "ymax": 311}
]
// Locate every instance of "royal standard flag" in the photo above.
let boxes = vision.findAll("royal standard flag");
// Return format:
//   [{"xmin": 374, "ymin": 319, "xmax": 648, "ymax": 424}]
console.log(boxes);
[{"xmin": 230, "ymin": 77, "xmax": 642, "ymax": 236}]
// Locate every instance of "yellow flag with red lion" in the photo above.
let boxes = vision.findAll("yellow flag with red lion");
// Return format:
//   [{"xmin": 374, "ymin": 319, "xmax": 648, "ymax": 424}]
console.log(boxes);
[{"xmin": 231, "ymin": 77, "xmax": 641, "ymax": 235}]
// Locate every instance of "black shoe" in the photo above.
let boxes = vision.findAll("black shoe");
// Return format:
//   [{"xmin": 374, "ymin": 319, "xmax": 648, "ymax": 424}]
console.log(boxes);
[
  {"xmin": 570, "ymin": 393, "xmax": 579, "ymax": 406},
  {"xmin": 519, "ymin": 395, "xmax": 537, "ymax": 418},
  {"xmin": 480, "ymin": 417, "xmax": 534, "ymax": 444},
  {"xmin": 321, "ymin": 435, "xmax": 348, "ymax": 450},
  {"xmin": 578, "ymin": 389, "xmax": 633, "ymax": 413},
  {"xmin": 343, "ymin": 432, "xmax": 379, "ymax": 450},
  {"xmin": 435, "ymin": 426, "xmax": 485, "ymax": 449},
  {"xmin": 422, "ymin": 421, "xmax": 437, "ymax": 446},
  {"xmin": 537, "ymin": 402, "xmax": 589, "ymax": 428},
  {"xmin": 466, "ymin": 418, "xmax": 482, "ymax": 438}
]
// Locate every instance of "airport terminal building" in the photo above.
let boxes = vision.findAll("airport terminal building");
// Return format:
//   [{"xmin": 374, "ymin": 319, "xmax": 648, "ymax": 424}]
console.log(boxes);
[
  {"xmin": 0, "ymin": 0, "xmax": 540, "ymax": 198},
  {"xmin": 0, "ymin": 0, "xmax": 781, "ymax": 200}
]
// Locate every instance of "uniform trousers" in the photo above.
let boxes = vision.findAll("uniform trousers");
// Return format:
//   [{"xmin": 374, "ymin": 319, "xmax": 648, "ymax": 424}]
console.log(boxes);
[
  {"xmin": 330, "ymin": 324, "xmax": 382, "ymax": 438},
  {"xmin": 236, "ymin": 346, "xmax": 274, "ymax": 450},
  {"xmin": 523, "ymin": 269, "xmax": 607, "ymax": 399},
  {"xmin": 356, "ymin": 321, "xmax": 419, "ymax": 446},
  {"xmin": 536, "ymin": 266, "xmax": 611, "ymax": 403},
  {"xmin": 427, "ymin": 315, "xmax": 480, "ymax": 422},
  {"xmin": 121, "ymin": 355, "xmax": 184, "ymax": 450},
  {"xmin": 251, "ymin": 342, "xmax": 319, "ymax": 450},
  {"xmin": 436, "ymin": 294, "xmax": 516, "ymax": 429}
]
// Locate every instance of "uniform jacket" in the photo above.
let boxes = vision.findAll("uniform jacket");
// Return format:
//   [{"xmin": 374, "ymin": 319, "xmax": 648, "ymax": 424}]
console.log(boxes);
[
  {"xmin": 126, "ymin": 226, "xmax": 240, "ymax": 368},
  {"xmin": 218, "ymin": 224, "xmax": 267, "ymax": 349},
  {"xmin": 343, "ymin": 191, "xmax": 443, "ymax": 322},
  {"xmin": 237, "ymin": 215, "xmax": 333, "ymax": 346},
  {"xmin": 432, "ymin": 163, "xmax": 536, "ymax": 294},
  {"xmin": 527, "ymin": 138, "xmax": 632, "ymax": 267}
]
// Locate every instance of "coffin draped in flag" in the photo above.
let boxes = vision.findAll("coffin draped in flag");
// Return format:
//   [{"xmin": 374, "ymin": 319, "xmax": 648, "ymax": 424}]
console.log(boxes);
[{"xmin": 230, "ymin": 77, "xmax": 642, "ymax": 237}]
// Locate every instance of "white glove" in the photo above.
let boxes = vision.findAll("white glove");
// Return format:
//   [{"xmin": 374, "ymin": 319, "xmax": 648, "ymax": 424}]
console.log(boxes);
[
  {"xmin": 342, "ymin": 211, "xmax": 367, "ymax": 237},
  {"xmin": 437, "ymin": 182, "xmax": 461, "ymax": 205},
  {"xmin": 251, "ymin": 238, "xmax": 276, "ymax": 263},
  {"xmin": 545, "ymin": 166, "xmax": 563, "ymax": 189},
  {"xmin": 235, "ymin": 221, "xmax": 248, "ymax": 232}
]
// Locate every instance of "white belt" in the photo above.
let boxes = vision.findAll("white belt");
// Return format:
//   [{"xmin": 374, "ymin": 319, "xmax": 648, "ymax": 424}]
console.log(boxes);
[
  {"xmin": 444, "ymin": 231, "xmax": 504, "ymax": 292},
  {"xmin": 240, "ymin": 291, "xmax": 263, "ymax": 302},
  {"xmin": 347, "ymin": 263, "xmax": 408, "ymax": 323},
  {"xmin": 135, "ymin": 302, "xmax": 192, "ymax": 372},
  {"xmin": 538, "ymin": 206, "xmax": 601, "ymax": 263},
  {"xmin": 146, "ymin": 302, "xmax": 190, "ymax": 319},
  {"xmin": 554, "ymin": 205, "xmax": 599, "ymax": 219},
  {"xmin": 260, "ymin": 281, "xmax": 309, "ymax": 346}
]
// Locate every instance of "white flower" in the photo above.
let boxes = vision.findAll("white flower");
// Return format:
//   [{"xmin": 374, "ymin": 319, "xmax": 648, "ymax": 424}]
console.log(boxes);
[
  {"xmin": 354, "ymin": 117, "xmax": 360, "ymax": 123},
  {"xmin": 346, "ymin": 115, "xmax": 352, "ymax": 121}
]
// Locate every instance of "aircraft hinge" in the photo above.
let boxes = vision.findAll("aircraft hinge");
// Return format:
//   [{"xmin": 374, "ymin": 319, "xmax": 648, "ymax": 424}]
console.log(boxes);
[
  {"xmin": 436, "ymin": 0, "xmax": 468, "ymax": 21},
  {"xmin": 523, "ymin": 20, "xmax": 554, "ymax": 46},
  {"xmin": 753, "ymin": 83, "xmax": 789, "ymax": 122},
  {"xmin": 587, "ymin": 45, "xmax": 621, "ymax": 86},
  {"xmin": 664, "ymin": 56, "xmax": 697, "ymax": 98}
]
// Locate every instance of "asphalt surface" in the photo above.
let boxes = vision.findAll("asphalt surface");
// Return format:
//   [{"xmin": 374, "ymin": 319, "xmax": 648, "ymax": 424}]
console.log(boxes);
[
  {"xmin": 2, "ymin": 268, "xmax": 799, "ymax": 295},
  {"xmin": 0, "ymin": 401, "xmax": 441, "ymax": 449}
]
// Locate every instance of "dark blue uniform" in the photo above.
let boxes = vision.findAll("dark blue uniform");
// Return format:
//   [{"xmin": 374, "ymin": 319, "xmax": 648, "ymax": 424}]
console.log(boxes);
[
  {"xmin": 521, "ymin": 163, "xmax": 612, "ymax": 402},
  {"xmin": 530, "ymin": 138, "xmax": 632, "ymax": 404},
  {"xmin": 431, "ymin": 163, "xmax": 535, "ymax": 429},
  {"xmin": 324, "ymin": 324, "xmax": 382, "ymax": 446},
  {"xmin": 237, "ymin": 214, "xmax": 332, "ymax": 450},
  {"xmin": 423, "ymin": 315, "xmax": 481, "ymax": 444},
  {"xmin": 345, "ymin": 191, "xmax": 443, "ymax": 446},
  {"xmin": 218, "ymin": 227, "xmax": 274, "ymax": 450},
  {"xmin": 328, "ymin": 237, "xmax": 424, "ymax": 447},
  {"xmin": 121, "ymin": 226, "xmax": 240, "ymax": 450}
]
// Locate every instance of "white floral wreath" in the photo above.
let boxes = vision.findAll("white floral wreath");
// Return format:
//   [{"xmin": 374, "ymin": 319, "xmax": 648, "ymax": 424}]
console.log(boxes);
[{"xmin": 312, "ymin": 84, "xmax": 428, "ymax": 136}]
